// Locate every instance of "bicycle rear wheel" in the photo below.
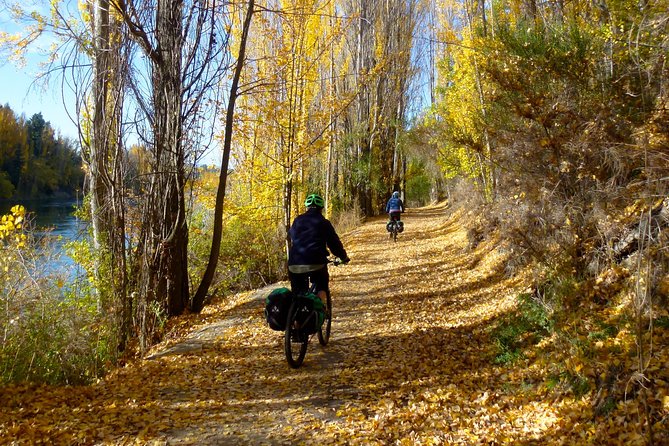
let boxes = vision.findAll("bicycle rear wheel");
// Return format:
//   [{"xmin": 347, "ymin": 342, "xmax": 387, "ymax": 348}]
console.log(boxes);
[
  {"xmin": 285, "ymin": 301, "xmax": 308, "ymax": 368},
  {"xmin": 318, "ymin": 291, "xmax": 332, "ymax": 346}
]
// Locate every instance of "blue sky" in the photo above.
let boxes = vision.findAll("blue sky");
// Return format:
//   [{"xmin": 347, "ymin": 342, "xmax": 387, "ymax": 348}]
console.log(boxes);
[
  {"xmin": 1, "ymin": 7, "xmax": 222, "ymax": 166},
  {"xmin": 0, "ymin": 61, "xmax": 79, "ymax": 140},
  {"xmin": 1, "ymin": 3, "xmax": 80, "ymax": 141},
  {"xmin": 0, "ymin": 59, "xmax": 223, "ymax": 167}
]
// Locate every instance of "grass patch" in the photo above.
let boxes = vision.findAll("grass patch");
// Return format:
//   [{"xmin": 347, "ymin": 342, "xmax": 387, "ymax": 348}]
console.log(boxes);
[
  {"xmin": 491, "ymin": 292, "xmax": 553, "ymax": 364},
  {"xmin": 494, "ymin": 348, "xmax": 524, "ymax": 364},
  {"xmin": 595, "ymin": 396, "xmax": 617, "ymax": 416},
  {"xmin": 587, "ymin": 322, "xmax": 619, "ymax": 341},
  {"xmin": 1, "ymin": 205, "xmax": 115, "ymax": 385},
  {"xmin": 654, "ymin": 316, "xmax": 669, "ymax": 329},
  {"xmin": 544, "ymin": 371, "xmax": 591, "ymax": 399},
  {"xmin": 566, "ymin": 372, "xmax": 591, "ymax": 398}
]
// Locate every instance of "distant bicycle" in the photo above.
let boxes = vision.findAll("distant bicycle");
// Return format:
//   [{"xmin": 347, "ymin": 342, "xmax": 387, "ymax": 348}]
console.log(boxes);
[
  {"xmin": 386, "ymin": 219, "xmax": 404, "ymax": 242},
  {"xmin": 284, "ymin": 258, "xmax": 342, "ymax": 368}
]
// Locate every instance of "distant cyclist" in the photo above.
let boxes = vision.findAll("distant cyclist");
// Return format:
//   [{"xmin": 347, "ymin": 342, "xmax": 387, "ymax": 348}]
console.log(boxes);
[
  {"xmin": 288, "ymin": 193, "xmax": 350, "ymax": 310},
  {"xmin": 385, "ymin": 191, "xmax": 405, "ymax": 223}
]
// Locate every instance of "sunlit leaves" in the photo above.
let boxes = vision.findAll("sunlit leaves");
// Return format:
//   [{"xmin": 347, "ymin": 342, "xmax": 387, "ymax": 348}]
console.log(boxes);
[
  {"xmin": 0, "ymin": 205, "xmax": 25, "ymax": 241},
  {"xmin": 0, "ymin": 0, "xmax": 80, "ymax": 65},
  {"xmin": 0, "ymin": 205, "xmax": 27, "ymax": 278},
  {"xmin": 431, "ymin": 9, "xmax": 491, "ymax": 188},
  {"xmin": 227, "ymin": 0, "xmax": 350, "ymax": 231},
  {"xmin": 0, "ymin": 206, "xmax": 27, "ymax": 278},
  {"xmin": 1, "ymin": 203, "xmax": 668, "ymax": 443}
]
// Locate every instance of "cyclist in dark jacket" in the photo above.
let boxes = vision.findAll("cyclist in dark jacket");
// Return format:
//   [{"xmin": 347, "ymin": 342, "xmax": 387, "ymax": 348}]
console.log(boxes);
[{"xmin": 288, "ymin": 193, "xmax": 349, "ymax": 309}]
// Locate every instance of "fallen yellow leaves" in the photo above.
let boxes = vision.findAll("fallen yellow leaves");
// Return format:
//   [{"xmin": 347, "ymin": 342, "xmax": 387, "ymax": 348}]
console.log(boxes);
[{"xmin": 1, "ymin": 202, "xmax": 667, "ymax": 445}]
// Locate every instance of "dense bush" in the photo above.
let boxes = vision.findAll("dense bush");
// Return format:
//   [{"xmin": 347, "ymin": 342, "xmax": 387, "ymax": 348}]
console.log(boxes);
[
  {"xmin": 188, "ymin": 199, "xmax": 286, "ymax": 297},
  {"xmin": 430, "ymin": 2, "xmax": 669, "ymax": 435},
  {"xmin": 480, "ymin": 21, "xmax": 645, "ymax": 275},
  {"xmin": 434, "ymin": 14, "xmax": 668, "ymax": 286},
  {"xmin": 0, "ymin": 206, "xmax": 114, "ymax": 384}
]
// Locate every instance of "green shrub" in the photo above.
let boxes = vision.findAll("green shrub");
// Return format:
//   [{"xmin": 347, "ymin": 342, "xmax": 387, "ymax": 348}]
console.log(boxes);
[
  {"xmin": 654, "ymin": 316, "xmax": 669, "ymax": 329},
  {"xmin": 595, "ymin": 396, "xmax": 617, "ymax": 416},
  {"xmin": 587, "ymin": 322, "xmax": 619, "ymax": 341},
  {"xmin": 405, "ymin": 159, "xmax": 432, "ymax": 207},
  {"xmin": 491, "ymin": 292, "xmax": 553, "ymax": 364},
  {"xmin": 565, "ymin": 371, "xmax": 591, "ymax": 398},
  {"xmin": 545, "ymin": 371, "xmax": 591, "ymax": 399}
]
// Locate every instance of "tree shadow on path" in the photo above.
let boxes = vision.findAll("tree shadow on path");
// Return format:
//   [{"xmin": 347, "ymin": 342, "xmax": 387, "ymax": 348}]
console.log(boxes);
[{"xmin": 0, "ymin": 202, "xmax": 563, "ymax": 445}]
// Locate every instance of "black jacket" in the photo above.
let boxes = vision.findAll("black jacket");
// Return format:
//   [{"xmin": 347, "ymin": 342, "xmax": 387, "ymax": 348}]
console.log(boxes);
[{"xmin": 288, "ymin": 208, "xmax": 347, "ymax": 266}]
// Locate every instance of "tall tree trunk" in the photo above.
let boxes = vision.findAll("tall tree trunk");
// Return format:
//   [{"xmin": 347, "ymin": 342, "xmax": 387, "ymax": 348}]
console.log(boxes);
[
  {"xmin": 112, "ymin": 129, "xmax": 129, "ymax": 350},
  {"xmin": 283, "ymin": 162, "xmax": 293, "ymax": 257},
  {"xmin": 325, "ymin": 13, "xmax": 336, "ymax": 218},
  {"xmin": 90, "ymin": 0, "xmax": 130, "ymax": 351},
  {"xmin": 149, "ymin": 0, "xmax": 189, "ymax": 317},
  {"xmin": 90, "ymin": 0, "xmax": 111, "ymax": 288},
  {"xmin": 466, "ymin": 0, "xmax": 495, "ymax": 201},
  {"xmin": 191, "ymin": 0, "xmax": 255, "ymax": 313},
  {"xmin": 90, "ymin": 0, "xmax": 110, "ymax": 250}
]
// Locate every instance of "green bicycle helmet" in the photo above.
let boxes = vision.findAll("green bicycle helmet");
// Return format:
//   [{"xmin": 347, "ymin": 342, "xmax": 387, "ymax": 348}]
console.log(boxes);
[{"xmin": 305, "ymin": 193, "xmax": 325, "ymax": 208}]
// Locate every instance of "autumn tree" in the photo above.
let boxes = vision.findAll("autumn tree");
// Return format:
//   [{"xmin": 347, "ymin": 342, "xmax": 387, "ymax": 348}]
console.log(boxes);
[
  {"xmin": 2, "ymin": 0, "xmax": 236, "ymax": 348},
  {"xmin": 0, "ymin": 106, "xmax": 26, "ymax": 198},
  {"xmin": 101, "ymin": 0, "xmax": 236, "ymax": 342},
  {"xmin": 191, "ymin": 0, "xmax": 255, "ymax": 313},
  {"xmin": 334, "ymin": 0, "xmax": 421, "ymax": 216},
  {"xmin": 270, "ymin": 0, "xmax": 346, "ymax": 244},
  {"xmin": 0, "ymin": 106, "xmax": 82, "ymax": 199},
  {"xmin": 225, "ymin": 0, "xmax": 351, "ymax": 248},
  {"xmin": 0, "ymin": 0, "xmax": 135, "ymax": 350}
]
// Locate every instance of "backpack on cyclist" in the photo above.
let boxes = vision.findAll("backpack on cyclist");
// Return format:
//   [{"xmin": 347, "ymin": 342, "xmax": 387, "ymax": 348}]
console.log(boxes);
[
  {"xmin": 294, "ymin": 292, "xmax": 325, "ymax": 335},
  {"xmin": 264, "ymin": 287, "xmax": 293, "ymax": 331}
]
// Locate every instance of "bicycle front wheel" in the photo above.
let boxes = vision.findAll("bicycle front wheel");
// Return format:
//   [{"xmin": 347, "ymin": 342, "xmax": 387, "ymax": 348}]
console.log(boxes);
[
  {"xmin": 318, "ymin": 291, "xmax": 332, "ymax": 346},
  {"xmin": 285, "ymin": 301, "xmax": 308, "ymax": 368}
]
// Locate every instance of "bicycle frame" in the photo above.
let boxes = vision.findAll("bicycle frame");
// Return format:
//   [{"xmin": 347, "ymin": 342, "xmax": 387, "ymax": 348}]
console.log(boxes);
[{"xmin": 284, "ymin": 259, "xmax": 339, "ymax": 368}]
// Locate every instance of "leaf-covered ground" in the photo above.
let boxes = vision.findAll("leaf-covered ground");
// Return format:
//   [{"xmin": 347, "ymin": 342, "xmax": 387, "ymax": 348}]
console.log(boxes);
[{"xmin": 1, "ymin": 202, "xmax": 668, "ymax": 445}]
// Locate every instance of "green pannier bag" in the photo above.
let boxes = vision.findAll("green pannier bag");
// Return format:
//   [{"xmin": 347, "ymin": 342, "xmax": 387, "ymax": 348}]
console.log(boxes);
[
  {"xmin": 264, "ymin": 287, "xmax": 293, "ymax": 331},
  {"xmin": 294, "ymin": 292, "xmax": 325, "ymax": 335}
]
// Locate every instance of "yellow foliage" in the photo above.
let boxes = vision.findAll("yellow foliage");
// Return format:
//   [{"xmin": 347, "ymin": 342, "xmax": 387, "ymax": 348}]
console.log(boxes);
[
  {"xmin": 0, "ymin": 205, "xmax": 25, "ymax": 241},
  {"xmin": 227, "ymin": 0, "xmax": 350, "ymax": 224},
  {"xmin": 0, "ymin": 205, "xmax": 28, "ymax": 277}
]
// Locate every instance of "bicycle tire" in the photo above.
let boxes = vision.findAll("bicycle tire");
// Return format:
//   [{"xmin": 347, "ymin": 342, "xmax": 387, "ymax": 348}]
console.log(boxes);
[
  {"xmin": 318, "ymin": 291, "xmax": 332, "ymax": 346},
  {"xmin": 285, "ymin": 300, "xmax": 308, "ymax": 368}
]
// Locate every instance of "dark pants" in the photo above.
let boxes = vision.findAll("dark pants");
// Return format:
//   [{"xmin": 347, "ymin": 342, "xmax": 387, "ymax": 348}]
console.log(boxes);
[
  {"xmin": 389, "ymin": 211, "xmax": 402, "ymax": 222},
  {"xmin": 288, "ymin": 266, "xmax": 329, "ymax": 296}
]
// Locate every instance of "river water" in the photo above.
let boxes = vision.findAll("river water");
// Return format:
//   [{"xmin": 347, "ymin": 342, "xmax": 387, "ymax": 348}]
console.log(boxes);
[{"xmin": 1, "ymin": 199, "xmax": 86, "ymax": 277}]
